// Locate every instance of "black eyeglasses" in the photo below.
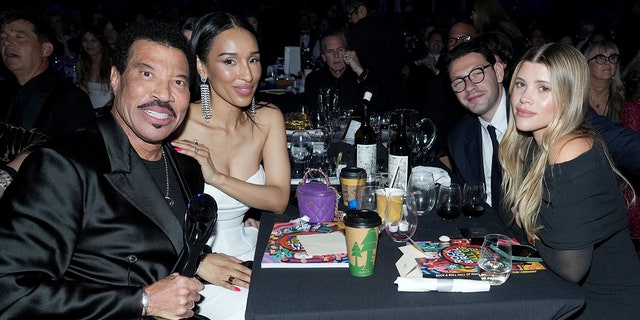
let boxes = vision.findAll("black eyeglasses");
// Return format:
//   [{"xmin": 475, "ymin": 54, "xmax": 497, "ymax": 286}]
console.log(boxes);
[
  {"xmin": 447, "ymin": 35, "xmax": 472, "ymax": 45},
  {"xmin": 588, "ymin": 54, "xmax": 620, "ymax": 65},
  {"xmin": 450, "ymin": 64, "xmax": 491, "ymax": 93}
]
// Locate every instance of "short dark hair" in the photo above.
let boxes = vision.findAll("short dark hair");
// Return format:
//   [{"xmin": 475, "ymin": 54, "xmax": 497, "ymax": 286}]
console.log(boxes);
[
  {"xmin": 0, "ymin": 10, "xmax": 55, "ymax": 44},
  {"xmin": 446, "ymin": 39, "xmax": 497, "ymax": 71},
  {"xmin": 112, "ymin": 20, "xmax": 195, "ymax": 86}
]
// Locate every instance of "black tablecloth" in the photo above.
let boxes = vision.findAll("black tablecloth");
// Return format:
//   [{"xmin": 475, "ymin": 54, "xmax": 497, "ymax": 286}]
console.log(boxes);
[{"xmin": 246, "ymin": 205, "xmax": 585, "ymax": 320}]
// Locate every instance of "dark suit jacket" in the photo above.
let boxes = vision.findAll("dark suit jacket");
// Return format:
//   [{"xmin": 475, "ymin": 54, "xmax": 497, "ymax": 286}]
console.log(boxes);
[
  {"xmin": 587, "ymin": 108, "xmax": 640, "ymax": 178},
  {"xmin": 0, "ymin": 114, "xmax": 204, "ymax": 319},
  {"xmin": 0, "ymin": 69, "xmax": 95, "ymax": 140},
  {"xmin": 448, "ymin": 114, "xmax": 485, "ymax": 187}
]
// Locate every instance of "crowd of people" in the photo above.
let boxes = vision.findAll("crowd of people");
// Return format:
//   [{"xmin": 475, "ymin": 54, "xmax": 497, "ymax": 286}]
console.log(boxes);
[{"xmin": 1, "ymin": 0, "xmax": 640, "ymax": 319}]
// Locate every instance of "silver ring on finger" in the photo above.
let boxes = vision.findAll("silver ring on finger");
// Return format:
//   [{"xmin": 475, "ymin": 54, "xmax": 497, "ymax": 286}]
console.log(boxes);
[{"xmin": 194, "ymin": 146, "xmax": 199, "ymax": 154}]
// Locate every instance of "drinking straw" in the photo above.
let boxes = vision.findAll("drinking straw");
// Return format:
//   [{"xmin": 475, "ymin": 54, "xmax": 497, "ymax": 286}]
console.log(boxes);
[{"xmin": 384, "ymin": 166, "xmax": 401, "ymax": 222}]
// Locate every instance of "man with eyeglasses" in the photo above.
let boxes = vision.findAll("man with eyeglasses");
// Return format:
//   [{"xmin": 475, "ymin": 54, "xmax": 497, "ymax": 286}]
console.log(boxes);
[
  {"xmin": 446, "ymin": 41, "xmax": 506, "ymax": 210},
  {"xmin": 447, "ymin": 40, "xmax": 640, "ymax": 219},
  {"xmin": 447, "ymin": 22, "xmax": 477, "ymax": 52}
]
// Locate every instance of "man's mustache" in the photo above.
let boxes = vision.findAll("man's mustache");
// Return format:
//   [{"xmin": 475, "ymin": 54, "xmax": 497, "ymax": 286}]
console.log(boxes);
[{"xmin": 137, "ymin": 100, "xmax": 176, "ymax": 117}]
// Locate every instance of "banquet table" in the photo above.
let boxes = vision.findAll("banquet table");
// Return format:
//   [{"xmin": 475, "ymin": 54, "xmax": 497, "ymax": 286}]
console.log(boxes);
[{"xmin": 245, "ymin": 204, "xmax": 585, "ymax": 320}]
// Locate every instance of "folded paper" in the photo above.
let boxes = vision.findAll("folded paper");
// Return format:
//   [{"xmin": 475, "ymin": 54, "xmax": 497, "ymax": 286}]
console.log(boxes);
[{"xmin": 412, "ymin": 166, "xmax": 451, "ymax": 187}]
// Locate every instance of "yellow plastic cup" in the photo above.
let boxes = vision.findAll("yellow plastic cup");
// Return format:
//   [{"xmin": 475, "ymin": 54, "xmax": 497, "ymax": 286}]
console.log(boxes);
[{"xmin": 375, "ymin": 188, "xmax": 404, "ymax": 223}]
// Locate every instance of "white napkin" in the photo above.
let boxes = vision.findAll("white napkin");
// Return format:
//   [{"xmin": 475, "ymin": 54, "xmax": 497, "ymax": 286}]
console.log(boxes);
[
  {"xmin": 412, "ymin": 166, "xmax": 451, "ymax": 187},
  {"xmin": 394, "ymin": 277, "xmax": 490, "ymax": 293}
]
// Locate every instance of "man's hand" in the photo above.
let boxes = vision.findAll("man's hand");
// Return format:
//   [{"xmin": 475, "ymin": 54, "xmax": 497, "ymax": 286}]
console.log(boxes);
[
  {"xmin": 344, "ymin": 50, "xmax": 365, "ymax": 76},
  {"xmin": 145, "ymin": 273, "xmax": 204, "ymax": 319}
]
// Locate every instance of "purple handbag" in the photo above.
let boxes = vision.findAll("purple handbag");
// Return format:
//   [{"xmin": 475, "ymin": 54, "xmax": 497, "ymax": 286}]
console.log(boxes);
[{"xmin": 296, "ymin": 169, "xmax": 339, "ymax": 223}]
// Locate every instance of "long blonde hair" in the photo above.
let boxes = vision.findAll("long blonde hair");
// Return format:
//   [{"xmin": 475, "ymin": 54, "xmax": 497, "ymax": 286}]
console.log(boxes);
[{"xmin": 500, "ymin": 43, "xmax": 592, "ymax": 239}]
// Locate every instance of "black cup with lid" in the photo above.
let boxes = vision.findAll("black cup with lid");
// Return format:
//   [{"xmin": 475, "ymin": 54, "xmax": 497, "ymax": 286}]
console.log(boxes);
[{"xmin": 343, "ymin": 209, "xmax": 382, "ymax": 228}]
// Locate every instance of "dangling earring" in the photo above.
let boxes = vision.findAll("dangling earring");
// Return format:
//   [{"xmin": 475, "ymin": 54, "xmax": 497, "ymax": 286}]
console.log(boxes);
[
  {"xmin": 200, "ymin": 75, "xmax": 212, "ymax": 122},
  {"xmin": 249, "ymin": 97, "xmax": 256, "ymax": 117}
]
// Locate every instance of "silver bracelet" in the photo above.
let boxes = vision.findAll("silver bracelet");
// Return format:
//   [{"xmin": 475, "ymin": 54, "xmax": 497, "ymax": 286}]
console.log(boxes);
[
  {"xmin": 141, "ymin": 288, "xmax": 149, "ymax": 317},
  {"xmin": 0, "ymin": 169, "xmax": 13, "ymax": 191}
]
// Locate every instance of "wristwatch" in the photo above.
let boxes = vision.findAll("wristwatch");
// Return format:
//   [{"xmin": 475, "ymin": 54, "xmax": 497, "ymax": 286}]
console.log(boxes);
[{"xmin": 141, "ymin": 289, "xmax": 149, "ymax": 316}]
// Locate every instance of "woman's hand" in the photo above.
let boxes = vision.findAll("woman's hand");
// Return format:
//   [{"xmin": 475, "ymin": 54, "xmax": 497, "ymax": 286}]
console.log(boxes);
[
  {"xmin": 244, "ymin": 217, "xmax": 260, "ymax": 228},
  {"xmin": 171, "ymin": 139, "xmax": 221, "ymax": 185},
  {"xmin": 197, "ymin": 253, "xmax": 252, "ymax": 290}
]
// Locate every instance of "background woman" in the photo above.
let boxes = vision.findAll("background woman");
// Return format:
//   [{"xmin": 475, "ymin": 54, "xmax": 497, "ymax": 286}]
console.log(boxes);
[
  {"xmin": 583, "ymin": 40, "xmax": 625, "ymax": 122},
  {"xmin": 76, "ymin": 26, "xmax": 113, "ymax": 111},
  {"xmin": 621, "ymin": 48, "xmax": 640, "ymax": 255},
  {"xmin": 499, "ymin": 43, "xmax": 640, "ymax": 318},
  {"xmin": 171, "ymin": 12, "xmax": 290, "ymax": 319}
]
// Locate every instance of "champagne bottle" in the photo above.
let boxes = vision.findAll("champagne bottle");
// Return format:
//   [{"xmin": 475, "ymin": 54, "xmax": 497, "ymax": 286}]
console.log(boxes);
[
  {"xmin": 355, "ymin": 92, "xmax": 376, "ymax": 179},
  {"xmin": 388, "ymin": 112, "xmax": 411, "ymax": 190}
]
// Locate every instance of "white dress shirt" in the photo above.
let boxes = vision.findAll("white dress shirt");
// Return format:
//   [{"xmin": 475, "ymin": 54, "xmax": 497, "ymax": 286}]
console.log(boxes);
[{"xmin": 478, "ymin": 89, "xmax": 508, "ymax": 206}]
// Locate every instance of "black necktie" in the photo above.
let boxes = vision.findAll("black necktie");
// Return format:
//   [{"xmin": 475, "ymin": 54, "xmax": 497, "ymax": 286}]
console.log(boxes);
[{"xmin": 487, "ymin": 125, "xmax": 502, "ymax": 208}]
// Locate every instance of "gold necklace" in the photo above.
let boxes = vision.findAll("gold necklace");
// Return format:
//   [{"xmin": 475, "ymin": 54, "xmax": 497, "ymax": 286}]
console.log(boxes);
[{"xmin": 161, "ymin": 150, "xmax": 174, "ymax": 207}]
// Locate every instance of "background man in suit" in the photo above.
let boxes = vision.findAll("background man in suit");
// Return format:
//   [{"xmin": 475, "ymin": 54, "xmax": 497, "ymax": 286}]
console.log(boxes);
[
  {"xmin": 0, "ymin": 10, "xmax": 95, "ymax": 140},
  {"xmin": 304, "ymin": 31, "xmax": 380, "ymax": 114},
  {"xmin": 0, "ymin": 10, "xmax": 95, "ymax": 196},
  {"xmin": 0, "ymin": 20, "xmax": 205, "ymax": 319}
]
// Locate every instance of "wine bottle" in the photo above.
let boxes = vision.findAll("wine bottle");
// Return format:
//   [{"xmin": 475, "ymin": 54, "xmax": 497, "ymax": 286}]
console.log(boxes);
[
  {"xmin": 388, "ymin": 112, "xmax": 411, "ymax": 190},
  {"xmin": 355, "ymin": 92, "xmax": 376, "ymax": 179}
]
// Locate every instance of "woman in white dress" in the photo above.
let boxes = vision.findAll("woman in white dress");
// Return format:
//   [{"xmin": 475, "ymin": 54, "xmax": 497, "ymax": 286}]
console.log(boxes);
[
  {"xmin": 171, "ymin": 12, "xmax": 290, "ymax": 319},
  {"xmin": 76, "ymin": 27, "xmax": 113, "ymax": 110}
]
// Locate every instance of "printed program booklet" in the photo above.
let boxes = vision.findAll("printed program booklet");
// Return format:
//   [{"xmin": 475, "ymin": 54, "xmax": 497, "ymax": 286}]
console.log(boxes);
[{"xmin": 261, "ymin": 220, "xmax": 349, "ymax": 268}]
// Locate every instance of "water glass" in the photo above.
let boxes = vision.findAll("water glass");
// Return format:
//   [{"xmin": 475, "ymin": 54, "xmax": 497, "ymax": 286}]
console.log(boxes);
[
  {"xmin": 412, "ymin": 118, "xmax": 437, "ymax": 165},
  {"xmin": 290, "ymin": 130, "xmax": 312, "ymax": 178},
  {"xmin": 477, "ymin": 234, "xmax": 512, "ymax": 285},
  {"xmin": 436, "ymin": 183, "xmax": 462, "ymax": 220},
  {"xmin": 408, "ymin": 169, "xmax": 437, "ymax": 215},
  {"xmin": 356, "ymin": 185, "xmax": 377, "ymax": 211},
  {"xmin": 462, "ymin": 183, "xmax": 487, "ymax": 218}
]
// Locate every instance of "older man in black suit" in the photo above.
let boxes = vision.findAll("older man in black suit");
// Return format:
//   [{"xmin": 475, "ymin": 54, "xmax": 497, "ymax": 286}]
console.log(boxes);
[{"xmin": 0, "ymin": 20, "xmax": 206, "ymax": 319}]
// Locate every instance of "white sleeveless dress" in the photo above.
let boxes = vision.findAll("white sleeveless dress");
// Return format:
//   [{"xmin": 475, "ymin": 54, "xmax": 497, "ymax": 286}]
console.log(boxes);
[{"xmin": 197, "ymin": 165, "xmax": 265, "ymax": 319}]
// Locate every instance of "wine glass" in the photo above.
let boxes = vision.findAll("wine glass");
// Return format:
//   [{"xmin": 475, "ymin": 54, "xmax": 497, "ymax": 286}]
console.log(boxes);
[
  {"xmin": 383, "ymin": 189, "xmax": 418, "ymax": 243},
  {"xmin": 290, "ymin": 130, "xmax": 312, "ymax": 178},
  {"xmin": 477, "ymin": 234, "xmax": 512, "ymax": 285},
  {"xmin": 412, "ymin": 118, "xmax": 437, "ymax": 165},
  {"xmin": 462, "ymin": 183, "xmax": 487, "ymax": 218},
  {"xmin": 408, "ymin": 168, "xmax": 437, "ymax": 216},
  {"xmin": 436, "ymin": 183, "xmax": 462, "ymax": 220}
]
